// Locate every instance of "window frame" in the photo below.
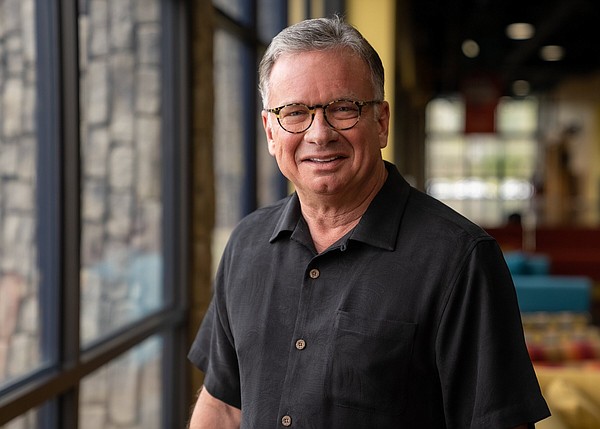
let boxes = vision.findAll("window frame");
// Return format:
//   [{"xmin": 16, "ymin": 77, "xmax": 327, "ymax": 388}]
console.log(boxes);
[
  {"xmin": 0, "ymin": 0, "xmax": 191, "ymax": 427},
  {"xmin": 213, "ymin": 0, "xmax": 288, "ymax": 220},
  {"xmin": 425, "ymin": 96, "xmax": 539, "ymax": 227}
]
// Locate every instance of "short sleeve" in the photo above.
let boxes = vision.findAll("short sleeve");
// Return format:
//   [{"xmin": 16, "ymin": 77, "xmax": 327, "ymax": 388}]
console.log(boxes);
[
  {"xmin": 188, "ymin": 298, "xmax": 215, "ymax": 372},
  {"xmin": 436, "ymin": 239, "xmax": 550, "ymax": 428},
  {"xmin": 187, "ymin": 268, "xmax": 242, "ymax": 409}
]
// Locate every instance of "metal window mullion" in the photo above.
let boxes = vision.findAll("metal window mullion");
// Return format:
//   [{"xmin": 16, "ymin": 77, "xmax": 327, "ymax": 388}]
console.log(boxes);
[
  {"xmin": 56, "ymin": 0, "xmax": 82, "ymax": 427},
  {"xmin": 160, "ymin": 0, "xmax": 191, "ymax": 426},
  {"xmin": 33, "ymin": 0, "xmax": 64, "ymax": 427}
]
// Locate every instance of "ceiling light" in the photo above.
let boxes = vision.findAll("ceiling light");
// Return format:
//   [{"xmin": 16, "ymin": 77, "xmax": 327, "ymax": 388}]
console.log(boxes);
[
  {"xmin": 540, "ymin": 45, "xmax": 565, "ymax": 61},
  {"xmin": 461, "ymin": 39, "xmax": 480, "ymax": 58},
  {"xmin": 512, "ymin": 80, "xmax": 530, "ymax": 96},
  {"xmin": 506, "ymin": 23, "xmax": 535, "ymax": 40}
]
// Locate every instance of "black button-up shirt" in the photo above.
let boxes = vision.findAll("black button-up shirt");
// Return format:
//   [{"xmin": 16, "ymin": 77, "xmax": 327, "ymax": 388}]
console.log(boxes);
[{"xmin": 189, "ymin": 162, "xmax": 550, "ymax": 428}]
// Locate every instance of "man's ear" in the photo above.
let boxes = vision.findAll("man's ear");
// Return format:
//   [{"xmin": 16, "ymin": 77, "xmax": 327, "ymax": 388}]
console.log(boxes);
[
  {"xmin": 262, "ymin": 111, "xmax": 277, "ymax": 156},
  {"xmin": 377, "ymin": 101, "xmax": 390, "ymax": 149}
]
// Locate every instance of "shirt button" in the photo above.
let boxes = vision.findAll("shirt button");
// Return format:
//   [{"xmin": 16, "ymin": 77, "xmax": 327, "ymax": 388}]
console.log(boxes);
[
  {"xmin": 295, "ymin": 339, "xmax": 306, "ymax": 350},
  {"xmin": 309, "ymin": 268, "xmax": 320, "ymax": 279},
  {"xmin": 281, "ymin": 415, "xmax": 292, "ymax": 426}
]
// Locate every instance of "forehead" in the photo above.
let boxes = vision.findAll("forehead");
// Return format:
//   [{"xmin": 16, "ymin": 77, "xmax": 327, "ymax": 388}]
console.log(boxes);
[{"xmin": 268, "ymin": 49, "xmax": 372, "ymax": 105}]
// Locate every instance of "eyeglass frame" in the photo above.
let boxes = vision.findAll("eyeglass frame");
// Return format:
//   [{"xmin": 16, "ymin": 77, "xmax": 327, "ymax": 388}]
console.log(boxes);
[{"xmin": 264, "ymin": 99, "xmax": 382, "ymax": 134}]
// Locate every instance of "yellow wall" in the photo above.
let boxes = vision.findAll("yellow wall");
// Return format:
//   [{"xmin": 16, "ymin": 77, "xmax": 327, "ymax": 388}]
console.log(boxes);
[
  {"xmin": 347, "ymin": 0, "xmax": 396, "ymax": 161},
  {"xmin": 288, "ymin": 0, "xmax": 324, "ymax": 23}
]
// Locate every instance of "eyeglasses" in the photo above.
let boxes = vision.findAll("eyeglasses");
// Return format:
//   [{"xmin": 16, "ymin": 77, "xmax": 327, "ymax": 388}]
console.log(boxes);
[{"xmin": 265, "ymin": 99, "xmax": 381, "ymax": 134}]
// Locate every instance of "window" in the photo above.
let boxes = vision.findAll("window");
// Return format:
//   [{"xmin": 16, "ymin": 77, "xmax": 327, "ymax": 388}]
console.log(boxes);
[
  {"xmin": 0, "ymin": 0, "xmax": 42, "ymax": 393},
  {"xmin": 0, "ymin": 0, "xmax": 190, "ymax": 427},
  {"xmin": 212, "ymin": 0, "xmax": 287, "ymax": 264},
  {"xmin": 426, "ymin": 97, "xmax": 538, "ymax": 226},
  {"xmin": 79, "ymin": 0, "xmax": 164, "ymax": 346},
  {"xmin": 79, "ymin": 336, "xmax": 162, "ymax": 429}
]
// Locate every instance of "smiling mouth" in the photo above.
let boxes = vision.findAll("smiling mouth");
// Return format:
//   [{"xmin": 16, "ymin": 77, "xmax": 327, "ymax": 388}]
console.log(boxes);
[{"xmin": 307, "ymin": 156, "xmax": 344, "ymax": 163}]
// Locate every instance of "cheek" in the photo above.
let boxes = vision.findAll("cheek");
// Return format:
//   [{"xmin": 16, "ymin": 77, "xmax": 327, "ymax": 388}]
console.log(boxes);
[{"xmin": 270, "ymin": 133, "xmax": 299, "ymax": 159}]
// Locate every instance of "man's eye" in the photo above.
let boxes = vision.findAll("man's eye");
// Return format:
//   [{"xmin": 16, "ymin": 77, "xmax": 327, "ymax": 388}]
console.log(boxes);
[
  {"xmin": 282, "ymin": 108, "xmax": 309, "ymax": 118},
  {"xmin": 330, "ymin": 103, "xmax": 357, "ymax": 113},
  {"xmin": 332, "ymin": 105, "xmax": 352, "ymax": 112}
]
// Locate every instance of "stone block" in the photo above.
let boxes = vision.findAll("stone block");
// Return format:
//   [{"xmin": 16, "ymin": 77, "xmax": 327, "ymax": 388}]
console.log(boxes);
[
  {"xmin": 86, "ymin": 60, "xmax": 109, "ymax": 125},
  {"xmin": 107, "ymin": 353, "xmax": 139, "ymax": 425},
  {"xmin": 4, "ymin": 181, "xmax": 33, "ymax": 211},
  {"xmin": 0, "ymin": 0, "xmax": 21, "ymax": 36},
  {"xmin": 83, "ymin": 179, "xmax": 107, "ymax": 225},
  {"xmin": 79, "ymin": 404, "xmax": 107, "ymax": 429},
  {"xmin": 135, "ymin": 68, "xmax": 160, "ymax": 114},
  {"xmin": 89, "ymin": 0, "xmax": 109, "ymax": 56},
  {"xmin": 135, "ymin": 0, "xmax": 160, "ymax": 23},
  {"xmin": 109, "ymin": 54, "xmax": 135, "ymax": 141},
  {"xmin": 18, "ymin": 295, "xmax": 38, "ymax": 334},
  {"xmin": 1, "ymin": 215, "xmax": 35, "ymax": 273},
  {"xmin": 137, "ymin": 23, "xmax": 160, "ymax": 65},
  {"xmin": 109, "ymin": 145, "xmax": 134, "ymax": 190},
  {"xmin": 21, "ymin": 0, "xmax": 36, "ymax": 63},
  {"xmin": 7, "ymin": 332, "xmax": 34, "ymax": 377},
  {"xmin": 84, "ymin": 127, "xmax": 110, "ymax": 178},
  {"xmin": 0, "ymin": 143, "xmax": 19, "ymax": 176},
  {"xmin": 110, "ymin": 0, "xmax": 134, "ymax": 50},
  {"xmin": 2, "ymin": 78, "xmax": 23, "ymax": 137}
]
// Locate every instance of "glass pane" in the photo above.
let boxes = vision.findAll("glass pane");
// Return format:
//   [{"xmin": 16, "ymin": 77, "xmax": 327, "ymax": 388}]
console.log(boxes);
[
  {"xmin": 466, "ymin": 135, "xmax": 501, "ymax": 177},
  {"xmin": 504, "ymin": 139, "xmax": 537, "ymax": 177},
  {"xmin": 426, "ymin": 96, "xmax": 539, "ymax": 227},
  {"xmin": 258, "ymin": 0, "xmax": 284, "ymax": 42},
  {"xmin": 426, "ymin": 137, "xmax": 466, "ymax": 178},
  {"xmin": 79, "ymin": 336, "xmax": 162, "ymax": 429},
  {"xmin": 213, "ymin": 0, "xmax": 251, "ymax": 26},
  {"xmin": 79, "ymin": 0, "xmax": 164, "ymax": 345},
  {"xmin": 213, "ymin": 29, "xmax": 245, "ymax": 264},
  {"xmin": 0, "ymin": 0, "xmax": 42, "ymax": 389},
  {"xmin": 497, "ymin": 97, "xmax": 538, "ymax": 133},
  {"xmin": 426, "ymin": 98, "xmax": 464, "ymax": 133}
]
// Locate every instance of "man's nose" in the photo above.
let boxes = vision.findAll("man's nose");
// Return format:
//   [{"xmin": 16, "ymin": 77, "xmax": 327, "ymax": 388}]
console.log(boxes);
[{"xmin": 304, "ymin": 109, "xmax": 335, "ymax": 144}]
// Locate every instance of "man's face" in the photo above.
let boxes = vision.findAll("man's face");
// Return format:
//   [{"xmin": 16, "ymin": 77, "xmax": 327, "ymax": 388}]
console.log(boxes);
[{"xmin": 262, "ymin": 49, "xmax": 390, "ymax": 202}]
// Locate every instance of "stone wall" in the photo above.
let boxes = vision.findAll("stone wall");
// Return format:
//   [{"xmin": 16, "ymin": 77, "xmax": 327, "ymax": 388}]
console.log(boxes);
[
  {"xmin": 1, "ymin": 0, "xmax": 165, "ymax": 427},
  {"xmin": 0, "ymin": 0, "xmax": 40, "ymax": 391},
  {"xmin": 79, "ymin": 0, "xmax": 163, "ymax": 344}
]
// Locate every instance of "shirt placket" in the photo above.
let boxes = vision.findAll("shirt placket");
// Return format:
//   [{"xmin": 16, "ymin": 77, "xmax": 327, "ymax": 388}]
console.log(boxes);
[{"xmin": 276, "ymin": 254, "xmax": 327, "ymax": 428}]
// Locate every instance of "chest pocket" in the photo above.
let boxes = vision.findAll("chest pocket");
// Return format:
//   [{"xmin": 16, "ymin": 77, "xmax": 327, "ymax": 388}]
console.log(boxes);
[{"xmin": 326, "ymin": 310, "xmax": 417, "ymax": 415}]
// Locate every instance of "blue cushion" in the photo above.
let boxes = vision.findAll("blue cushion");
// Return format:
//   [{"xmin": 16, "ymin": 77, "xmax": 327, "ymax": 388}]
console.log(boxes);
[
  {"xmin": 504, "ymin": 251, "xmax": 551, "ymax": 275},
  {"xmin": 512, "ymin": 275, "xmax": 592, "ymax": 313},
  {"xmin": 526, "ymin": 254, "xmax": 551, "ymax": 275},
  {"xmin": 504, "ymin": 251, "xmax": 528, "ymax": 275}
]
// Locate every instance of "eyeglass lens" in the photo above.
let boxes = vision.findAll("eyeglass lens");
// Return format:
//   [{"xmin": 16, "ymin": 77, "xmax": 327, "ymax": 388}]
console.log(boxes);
[{"xmin": 278, "ymin": 100, "xmax": 361, "ymax": 133}]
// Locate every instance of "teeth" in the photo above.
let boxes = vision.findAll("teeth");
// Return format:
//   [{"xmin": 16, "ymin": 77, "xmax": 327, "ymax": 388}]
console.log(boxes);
[{"xmin": 310, "ymin": 157, "xmax": 338, "ymax": 162}]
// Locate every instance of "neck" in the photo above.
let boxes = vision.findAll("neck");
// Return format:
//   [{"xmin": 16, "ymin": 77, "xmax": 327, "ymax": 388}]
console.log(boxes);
[{"xmin": 299, "ymin": 164, "xmax": 388, "ymax": 253}]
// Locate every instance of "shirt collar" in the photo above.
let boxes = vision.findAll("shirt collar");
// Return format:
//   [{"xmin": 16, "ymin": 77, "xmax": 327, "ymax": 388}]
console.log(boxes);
[
  {"xmin": 351, "ymin": 161, "xmax": 410, "ymax": 250},
  {"xmin": 270, "ymin": 161, "xmax": 410, "ymax": 251},
  {"xmin": 270, "ymin": 193, "xmax": 302, "ymax": 243}
]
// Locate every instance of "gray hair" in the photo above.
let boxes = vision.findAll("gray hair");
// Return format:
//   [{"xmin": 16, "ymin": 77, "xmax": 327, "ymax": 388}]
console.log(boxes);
[{"xmin": 258, "ymin": 16, "xmax": 385, "ymax": 107}]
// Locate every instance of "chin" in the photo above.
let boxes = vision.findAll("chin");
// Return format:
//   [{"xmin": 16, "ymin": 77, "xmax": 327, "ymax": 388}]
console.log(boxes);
[{"xmin": 307, "ymin": 181, "xmax": 344, "ymax": 196}]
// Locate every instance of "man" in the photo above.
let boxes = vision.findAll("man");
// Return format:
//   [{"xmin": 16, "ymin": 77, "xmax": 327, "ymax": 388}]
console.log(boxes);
[{"xmin": 188, "ymin": 16, "xmax": 550, "ymax": 428}]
